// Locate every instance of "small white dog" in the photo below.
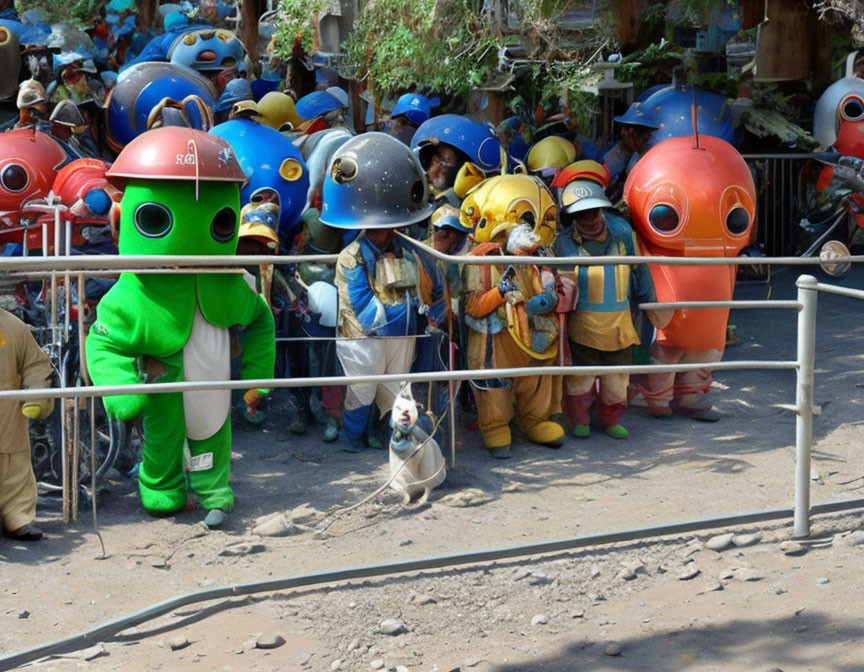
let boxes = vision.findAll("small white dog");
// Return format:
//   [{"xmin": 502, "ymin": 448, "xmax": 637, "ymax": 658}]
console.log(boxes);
[{"xmin": 388, "ymin": 385, "xmax": 446, "ymax": 504}]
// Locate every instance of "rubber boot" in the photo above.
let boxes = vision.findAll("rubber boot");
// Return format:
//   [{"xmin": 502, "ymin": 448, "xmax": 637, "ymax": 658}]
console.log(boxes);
[
  {"xmin": 472, "ymin": 384, "xmax": 512, "ymax": 452},
  {"xmin": 203, "ymin": 509, "xmax": 226, "ymax": 528},
  {"xmin": 598, "ymin": 401, "xmax": 627, "ymax": 432},
  {"xmin": 367, "ymin": 411, "xmax": 391, "ymax": 450},
  {"xmin": 671, "ymin": 400, "xmax": 721, "ymax": 422},
  {"xmin": 604, "ymin": 424, "xmax": 629, "ymax": 439},
  {"xmin": 323, "ymin": 416, "xmax": 340, "ymax": 443},
  {"xmin": 567, "ymin": 391, "xmax": 595, "ymax": 438},
  {"xmin": 562, "ymin": 392, "xmax": 588, "ymax": 437},
  {"xmin": 340, "ymin": 404, "xmax": 371, "ymax": 453},
  {"xmin": 522, "ymin": 420, "xmax": 565, "ymax": 448},
  {"xmin": 285, "ymin": 393, "xmax": 308, "ymax": 435}
]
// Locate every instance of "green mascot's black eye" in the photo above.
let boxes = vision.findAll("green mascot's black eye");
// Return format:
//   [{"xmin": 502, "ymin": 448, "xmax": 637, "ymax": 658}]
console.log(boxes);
[
  {"xmin": 133, "ymin": 202, "xmax": 173, "ymax": 238},
  {"xmin": 211, "ymin": 206, "xmax": 237, "ymax": 242}
]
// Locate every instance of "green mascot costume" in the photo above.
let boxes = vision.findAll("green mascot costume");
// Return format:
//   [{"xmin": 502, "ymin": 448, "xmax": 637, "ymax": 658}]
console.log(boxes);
[{"xmin": 86, "ymin": 127, "xmax": 275, "ymax": 527}]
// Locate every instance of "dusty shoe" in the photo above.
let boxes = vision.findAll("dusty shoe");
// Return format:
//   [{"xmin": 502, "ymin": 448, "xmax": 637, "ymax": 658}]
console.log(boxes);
[
  {"xmin": 323, "ymin": 416, "xmax": 340, "ymax": 443},
  {"xmin": 285, "ymin": 396, "xmax": 308, "ymax": 434},
  {"xmin": 604, "ymin": 424, "xmax": 629, "ymax": 439},
  {"xmin": 522, "ymin": 420, "xmax": 565, "ymax": 447},
  {"xmin": 672, "ymin": 401, "xmax": 721, "ymax": 422},
  {"xmin": 340, "ymin": 431, "xmax": 366, "ymax": 453},
  {"xmin": 5, "ymin": 523, "xmax": 43, "ymax": 541},
  {"xmin": 203, "ymin": 509, "xmax": 226, "ymax": 529},
  {"xmin": 648, "ymin": 406, "xmax": 673, "ymax": 419},
  {"xmin": 572, "ymin": 424, "xmax": 590, "ymax": 438},
  {"xmin": 488, "ymin": 445, "xmax": 511, "ymax": 459}
]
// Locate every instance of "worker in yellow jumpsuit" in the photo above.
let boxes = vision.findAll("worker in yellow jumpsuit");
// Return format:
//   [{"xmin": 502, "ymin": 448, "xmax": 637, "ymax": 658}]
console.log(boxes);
[
  {"xmin": 460, "ymin": 175, "xmax": 566, "ymax": 459},
  {"xmin": 0, "ymin": 308, "xmax": 54, "ymax": 541}
]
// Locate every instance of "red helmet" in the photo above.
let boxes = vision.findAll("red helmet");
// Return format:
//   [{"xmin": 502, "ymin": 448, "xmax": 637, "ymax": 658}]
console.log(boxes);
[
  {"xmin": 0, "ymin": 128, "xmax": 66, "ymax": 218},
  {"xmin": 105, "ymin": 126, "xmax": 246, "ymax": 187},
  {"xmin": 53, "ymin": 158, "xmax": 113, "ymax": 205}
]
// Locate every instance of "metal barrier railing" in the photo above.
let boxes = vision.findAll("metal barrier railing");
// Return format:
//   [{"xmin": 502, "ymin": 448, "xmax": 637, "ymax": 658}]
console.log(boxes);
[{"xmin": 0, "ymin": 250, "xmax": 856, "ymax": 539}]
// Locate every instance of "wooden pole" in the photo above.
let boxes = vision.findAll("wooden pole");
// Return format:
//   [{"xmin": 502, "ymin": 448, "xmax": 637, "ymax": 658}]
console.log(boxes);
[
  {"xmin": 240, "ymin": 0, "xmax": 267, "ymax": 63},
  {"xmin": 135, "ymin": 0, "xmax": 158, "ymax": 29}
]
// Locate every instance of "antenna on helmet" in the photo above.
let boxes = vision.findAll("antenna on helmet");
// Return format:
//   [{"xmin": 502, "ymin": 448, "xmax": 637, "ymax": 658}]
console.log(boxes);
[
  {"xmin": 188, "ymin": 138, "xmax": 200, "ymax": 200},
  {"xmin": 691, "ymin": 87, "xmax": 701, "ymax": 150}
]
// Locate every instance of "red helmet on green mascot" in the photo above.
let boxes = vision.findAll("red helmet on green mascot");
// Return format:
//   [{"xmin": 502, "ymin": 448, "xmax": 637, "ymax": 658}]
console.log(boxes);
[{"xmin": 106, "ymin": 126, "xmax": 246, "ymax": 186}]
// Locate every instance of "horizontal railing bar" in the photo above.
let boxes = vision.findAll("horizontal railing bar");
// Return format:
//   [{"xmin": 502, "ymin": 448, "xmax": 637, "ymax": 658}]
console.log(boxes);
[
  {"xmin": 398, "ymin": 235, "xmax": 862, "ymax": 267},
  {"xmin": 814, "ymin": 282, "xmax": 864, "ymax": 301},
  {"xmin": 8, "ymin": 268, "xmax": 246, "ymax": 278},
  {"xmin": 639, "ymin": 300, "xmax": 801, "ymax": 310},
  {"xmin": 0, "ymin": 360, "xmax": 798, "ymax": 402},
  {"xmin": 274, "ymin": 334, "xmax": 436, "ymax": 342},
  {"xmin": 0, "ymin": 251, "xmax": 859, "ymax": 271},
  {"xmin": 0, "ymin": 254, "xmax": 340, "ymax": 271},
  {"xmin": 3, "ymin": 496, "xmax": 862, "ymax": 670}
]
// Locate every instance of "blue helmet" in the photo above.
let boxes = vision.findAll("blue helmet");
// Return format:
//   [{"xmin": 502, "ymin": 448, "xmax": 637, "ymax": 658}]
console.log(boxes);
[
  {"xmin": 168, "ymin": 28, "xmax": 248, "ymax": 75},
  {"xmin": 215, "ymin": 77, "xmax": 252, "ymax": 112},
  {"xmin": 391, "ymin": 93, "xmax": 431, "ymax": 126},
  {"xmin": 295, "ymin": 90, "xmax": 344, "ymax": 120},
  {"xmin": 410, "ymin": 114, "xmax": 501, "ymax": 172},
  {"xmin": 106, "ymin": 61, "xmax": 217, "ymax": 151},
  {"xmin": 210, "ymin": 118, "xmax": 310, "ymax": 240},
  {"xmin": 641, "ymin": 84, "xmax": 738, "ymax": 148},
  {"xmin": 613, "ymin": 101, "xmax": 660, "ymax": 129}
]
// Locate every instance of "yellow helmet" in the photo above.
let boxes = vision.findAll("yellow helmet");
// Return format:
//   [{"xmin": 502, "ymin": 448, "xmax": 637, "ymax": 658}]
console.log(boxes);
[
  {"xmin": 255, "ymin": 91, "xmax": 304, "ymax": 131},
  {"xmin": 238, "ymin": 202, "xmax": 280, "ymax": 251},
  {"xmin": 453, "ymin": 161, "xmax": 486, "ymax": 199},
  {"xmin": 526, "ymin": 136, "xmax": 577, "ymax": 172},
  {"xmin": 461, "ymin": 174, "xmax": 558, "ymax": 246}
]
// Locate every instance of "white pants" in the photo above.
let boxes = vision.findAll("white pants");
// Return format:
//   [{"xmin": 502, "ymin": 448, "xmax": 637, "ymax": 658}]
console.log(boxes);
[{"xmin": 336, "ymin": 337, "xmax": 416, "ymax": 416}]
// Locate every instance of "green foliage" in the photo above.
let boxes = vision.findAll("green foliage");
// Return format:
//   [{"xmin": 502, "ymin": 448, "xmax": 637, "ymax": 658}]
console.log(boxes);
[
  {"xmin": 647, "ymin": 0, "xmax": 738, "ymax": 26},
  {"xmin": 272, "ymin": 0, "xmax": 326, "ymax": 57},
  {"xmin": 343, "ymin": 0, "xmax": 502, "ymax": 100},
  {"xmin": 618, "ymin": 42, "xmax": 683, "ymax": 92},
  {"xmin": 14, "ymin": 0, "xmax": 105, "ymax": 26}
]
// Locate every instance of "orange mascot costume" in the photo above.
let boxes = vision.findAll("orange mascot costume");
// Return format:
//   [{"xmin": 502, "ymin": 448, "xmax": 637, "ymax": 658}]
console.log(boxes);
[{"xmin": 623, "ymin": 135, "xmax": 756, "ymax": 420}]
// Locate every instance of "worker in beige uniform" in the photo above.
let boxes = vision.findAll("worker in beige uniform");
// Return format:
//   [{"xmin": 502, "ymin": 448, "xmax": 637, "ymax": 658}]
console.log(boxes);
[{"xmin": 0, "ymin": 308, "xmax": 54, "ymax": 541}]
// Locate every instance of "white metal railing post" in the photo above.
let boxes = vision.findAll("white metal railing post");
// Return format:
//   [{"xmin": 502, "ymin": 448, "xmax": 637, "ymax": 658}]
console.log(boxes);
[{"xmin": 794, "ymin": 274, "xmax": 818, "ymax": 537}]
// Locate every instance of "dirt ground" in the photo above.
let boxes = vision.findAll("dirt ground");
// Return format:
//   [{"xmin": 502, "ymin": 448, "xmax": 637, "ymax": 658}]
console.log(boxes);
[{"xmin": 3, "ymin": 264, "xmax": 864, "ymax": 672}]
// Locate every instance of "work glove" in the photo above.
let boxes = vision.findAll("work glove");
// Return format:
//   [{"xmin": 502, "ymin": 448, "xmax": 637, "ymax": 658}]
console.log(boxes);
[
  {"xmin": 497, "ymin": 265, "xmax": 518, "ymax": 296},
  {"xmin": 526, "ymin": 291, "xmax": 557, "ymax": 316},
  {"xmin": 21, "ymin": 403, "xmax": 45, "ymax": 420}
]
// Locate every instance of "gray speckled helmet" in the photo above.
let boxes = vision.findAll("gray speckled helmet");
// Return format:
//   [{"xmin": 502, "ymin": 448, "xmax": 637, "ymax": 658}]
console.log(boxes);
[
  {"xmin": 319, "ymin": 132, "xmax": 435, "ymax": 229},
  {"xmin": 813, "ymin": 76, "xmax": 864, "ymax": 150}
]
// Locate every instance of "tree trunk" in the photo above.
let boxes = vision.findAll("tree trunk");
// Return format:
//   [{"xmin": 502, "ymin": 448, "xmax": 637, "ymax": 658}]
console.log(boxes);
[
  {"xmin": 136, "ymin": 0, "xmax": 157, "ymax": 29},
  {"xmin": 241, "ymin": 0, "xmax": 268, "ymax": 62}
]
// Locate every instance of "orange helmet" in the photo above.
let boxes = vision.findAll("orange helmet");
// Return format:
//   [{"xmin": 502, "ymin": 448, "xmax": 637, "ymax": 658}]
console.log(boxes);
[
  {"xmin": 623, "ymin": 135, "xmax": 755, "ymax": 256},
  {"xmin": 551, "ymin": 159, "xmax": 610, "ymax": 189}
]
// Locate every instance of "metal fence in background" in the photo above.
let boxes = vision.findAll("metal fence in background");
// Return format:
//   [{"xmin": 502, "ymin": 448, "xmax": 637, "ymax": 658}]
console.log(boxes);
[{"xmin": 744, "ymin": 153, "xmax": 809, "ymax": 257}]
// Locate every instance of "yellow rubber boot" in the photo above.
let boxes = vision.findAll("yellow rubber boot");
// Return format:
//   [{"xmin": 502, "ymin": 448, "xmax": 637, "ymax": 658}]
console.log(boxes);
[
  {"xmin": 472, "ymin": 384, "xmax": 514, "ymax": 454},
  {"xmin": 482, "ymin": 424, "xmax": 511, "ymax": 450},
  {"xmin": 522, "ymin": 420, "xmax": 565, "ymax": 448}
]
